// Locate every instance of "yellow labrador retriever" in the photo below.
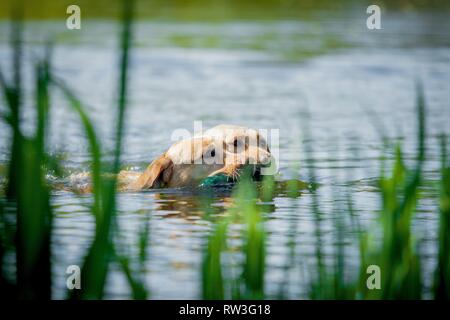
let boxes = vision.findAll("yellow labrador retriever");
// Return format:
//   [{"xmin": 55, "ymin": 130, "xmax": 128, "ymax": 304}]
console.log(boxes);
[
  {"xmin": 128, "ymin": 124, "xmax": 273, "ymax": 190},
  {"xmin": 69, "ymin": 125, "xmax": 273, "ymax": 192}
]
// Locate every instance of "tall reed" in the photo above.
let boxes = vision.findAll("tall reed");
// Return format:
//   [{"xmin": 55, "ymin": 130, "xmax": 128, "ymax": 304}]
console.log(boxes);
[
  {"xmin": 305, "ymin": 87, "xmax": 428, "ymax": 299},
  {"xmin": 0, "ymin": 0, "xmax": 148, "ymax": 300},
  {"xmin": 360, "ymin": 88, "xmax": 425, "ymax": 299},
  {"xmin": 0, "ymin": 16, "xmax": 53, "ymax": 299},
  {"xmin": 56, "ymin": 0, "xmax": 145, "ymax": 299},
  {"xmin": 202, "ymin": 170, "xmax": 266, "ymax": 300},
  {"xmin": 434, "ymin": 135, "xmax": 450, "ymax": 299}
]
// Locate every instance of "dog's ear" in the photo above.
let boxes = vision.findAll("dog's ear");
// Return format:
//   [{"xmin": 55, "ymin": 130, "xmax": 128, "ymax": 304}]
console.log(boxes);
[{"xmin": 131, "ymin": 154, "xmax": 173, "ymax": 190}]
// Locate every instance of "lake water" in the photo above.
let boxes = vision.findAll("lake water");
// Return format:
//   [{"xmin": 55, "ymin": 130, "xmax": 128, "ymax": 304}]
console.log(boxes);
[{"xmin": 0, "ymin": 10, "xmax": 450, "ymax": 299}]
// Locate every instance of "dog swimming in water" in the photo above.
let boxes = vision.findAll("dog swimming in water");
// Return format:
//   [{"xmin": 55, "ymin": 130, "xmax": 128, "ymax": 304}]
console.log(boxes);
[{"xmin": 69, "ymin": 124, "xmax": 275, "ymax": 192}]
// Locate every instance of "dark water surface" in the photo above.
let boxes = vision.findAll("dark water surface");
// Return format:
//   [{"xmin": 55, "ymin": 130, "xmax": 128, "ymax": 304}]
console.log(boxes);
[{"xmin": 0, "ymin": 11, "xmax": 450, "ymax": 298}]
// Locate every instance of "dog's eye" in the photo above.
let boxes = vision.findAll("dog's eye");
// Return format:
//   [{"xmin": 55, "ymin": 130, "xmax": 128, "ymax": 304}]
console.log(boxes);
[
  {"xmin": 233, "ymin": 138, "xmax": 243, "ymax": 149},
  {"xmin": 232, "ymin": 138, "xmax": 246, "ymax": 152},
  {"xmin": 210, "ymin": 149, "xmax": 215, "ymax": 157}
]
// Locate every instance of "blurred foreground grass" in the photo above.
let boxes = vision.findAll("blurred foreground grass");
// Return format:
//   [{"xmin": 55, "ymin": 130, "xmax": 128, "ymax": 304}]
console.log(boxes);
[
  {"xmin": 0, "ymin": 0, "xmax": 148, "ymax": 299},
  {"xmin": 201, "ymin": 87, "xmax": 450, "ymax": 300}
]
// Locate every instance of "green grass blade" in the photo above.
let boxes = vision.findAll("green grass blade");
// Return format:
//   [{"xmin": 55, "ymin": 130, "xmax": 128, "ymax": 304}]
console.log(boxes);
[
  {"xmin": 52, "ymin": 79, "xmax": 103, "ymax": 220},
  {"xmin": 202, "ymin": 220, "xmax": 228, "ymax": 299},
  {"xmin": 434, "ymin": 135, "xmax": 450, "ymax": 298}
]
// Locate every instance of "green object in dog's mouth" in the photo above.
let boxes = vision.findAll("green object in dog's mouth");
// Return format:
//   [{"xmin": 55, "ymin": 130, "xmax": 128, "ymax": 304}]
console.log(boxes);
[
  {"xmin": 199, "ymin": 174, "xmax": 231, "ymax": 187},
  {"xmin": 199, "ymin": 166, "xmax": 265, "ymax": 187}
]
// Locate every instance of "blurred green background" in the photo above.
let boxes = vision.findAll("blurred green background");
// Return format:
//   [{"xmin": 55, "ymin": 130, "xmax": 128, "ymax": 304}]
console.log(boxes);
[{"xmin": 1, "ymin": 0, "xmax": 449, "ymax": 20}]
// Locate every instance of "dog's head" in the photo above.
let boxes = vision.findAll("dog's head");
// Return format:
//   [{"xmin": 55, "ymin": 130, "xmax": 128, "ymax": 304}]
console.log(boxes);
[
  {"xmin": 203, "ymin": 124, "xmax": 273, "ymax": 181},
  {"xmin": 131, "ymin": 125, "xmax": 274, "ymax": 189}
]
